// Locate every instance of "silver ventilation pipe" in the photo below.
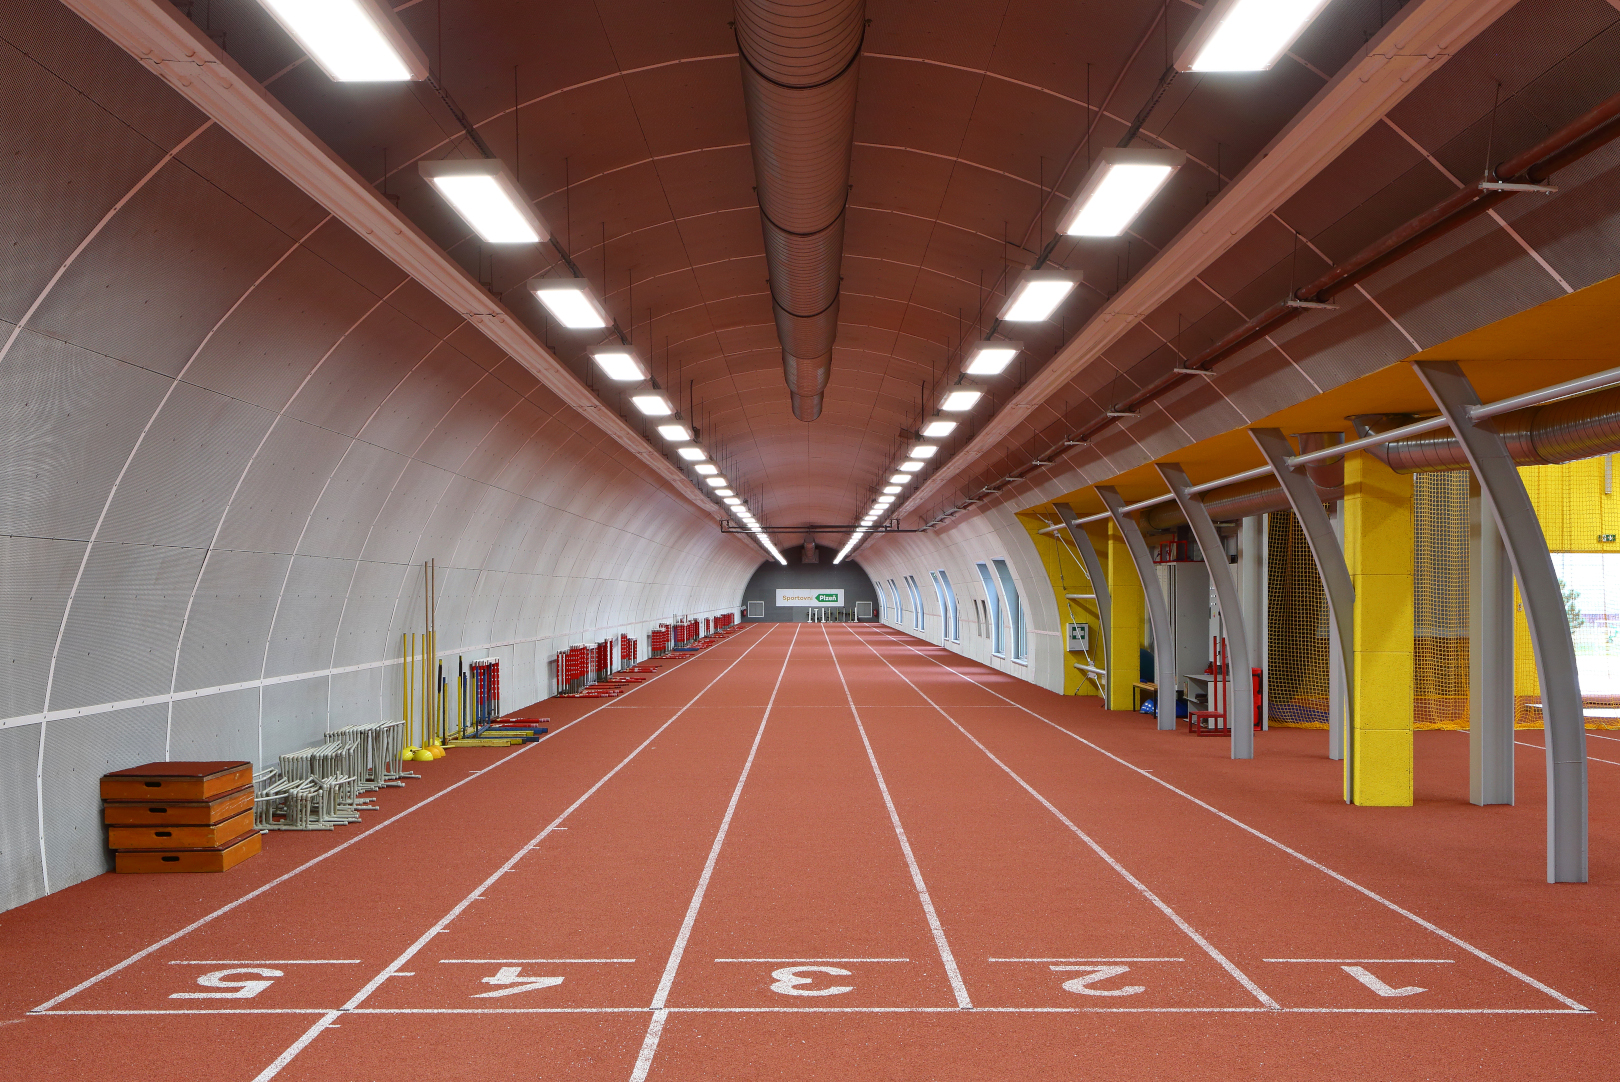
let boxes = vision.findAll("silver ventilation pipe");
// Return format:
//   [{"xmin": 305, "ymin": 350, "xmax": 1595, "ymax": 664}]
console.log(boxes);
[{"xmin": 734, "ymin": 0, "xmax": 864, "ymax": 422}]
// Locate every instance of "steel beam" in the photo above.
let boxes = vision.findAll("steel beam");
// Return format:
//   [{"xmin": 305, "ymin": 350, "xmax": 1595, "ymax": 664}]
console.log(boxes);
[
  {"xmin": 1097, "ymin": 487, "xmax": 1177, "ymax": 731},
  {"xmin": 1415, "ymin": 361, "xmax": 1586, "ymax": 883},
  {"xmin": 1469, "ymin": 478, "xmax": 1515, "ymax": 806},
  {"xmin": 1251, "ymin": 429, "xmax": 1357, "ymax": 779},
  {"xmin": 1054, "ymin": 502, "xmax": 1112, "ymax": 665},
  {"xmin": 1157, "ymin": 464, "xmax": 1255, "ymax": 758}
]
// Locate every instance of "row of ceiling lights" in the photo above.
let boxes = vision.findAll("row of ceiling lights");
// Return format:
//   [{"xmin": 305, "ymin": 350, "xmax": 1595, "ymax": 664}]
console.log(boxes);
[
  {"xmin": 839, "ymin": 0, "xmax": 1340, "ymax": 560},
  {"xmin": 248, "ymin": 0, "xmax": 784, "ymax": 560}
]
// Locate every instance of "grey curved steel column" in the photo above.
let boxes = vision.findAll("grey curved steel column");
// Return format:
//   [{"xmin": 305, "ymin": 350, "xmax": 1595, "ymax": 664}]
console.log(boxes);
[
  {"xmin": 1097, "ymin": 487, "xmax": 1177, "ymax": 731},
  {"xmin": 1250, "ymin": 429, "xmax": 1356, "ymax": 786},
  {"xmin": 1053, "ymin": 502, "xmax": 1112, "ymax": 657},
  {"xmin": 1157, "ymin": 464, "xmax": 1255, "ymax": 759},
  {"xmin": 1414, "ymin": 360, "xmax": 1586, "ymax": 883}
]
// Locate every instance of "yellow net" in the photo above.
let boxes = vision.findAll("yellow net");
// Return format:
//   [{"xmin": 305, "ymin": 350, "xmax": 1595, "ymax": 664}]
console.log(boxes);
[
  {"xmin": 1412, "ymin": 472, "xmax": 1470, "ymax": 729},
  {"xmin": 1266, "ymin": 509, "xmax": 1331, "ymax": 727}
]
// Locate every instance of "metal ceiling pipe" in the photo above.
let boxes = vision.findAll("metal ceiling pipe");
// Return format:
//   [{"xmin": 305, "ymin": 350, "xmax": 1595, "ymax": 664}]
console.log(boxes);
[
  {"xmin": 1354, "ymin": 385, "xmax": 1620, "ymax": 472},
  {"xmin": 735, "ymin": 0, "xmax": 864, "ymax": 422},
  {"xmin": 1143, "ymin": 432, "xmax": 1347, "ymax": 530}
]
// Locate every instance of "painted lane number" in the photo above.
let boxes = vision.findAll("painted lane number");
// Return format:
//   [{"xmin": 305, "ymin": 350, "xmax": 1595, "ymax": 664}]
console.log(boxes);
[
  {"xmin": 170, "ymin": 968, "xmax": 283, "ymax": 999},
  {"xmin": 1341, "ymin": 965, "xmax": 1424, "ymax": 997},
  {"xmin": 1050, "ymin": 965, "xmax": 1146, "ymax": 996},
  {"xmin": 474, "ymin": 967, "xmax": 566, "ymax": 998},
  {"xmin": 770, "ymin": 966, "xmax": 855, "ymax": 997}
]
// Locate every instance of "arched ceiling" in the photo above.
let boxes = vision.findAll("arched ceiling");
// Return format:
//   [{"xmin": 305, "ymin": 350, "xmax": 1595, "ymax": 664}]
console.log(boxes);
[{"xmin": 137, "ymin": 0, "xmax": 1589, "ymax": 532}]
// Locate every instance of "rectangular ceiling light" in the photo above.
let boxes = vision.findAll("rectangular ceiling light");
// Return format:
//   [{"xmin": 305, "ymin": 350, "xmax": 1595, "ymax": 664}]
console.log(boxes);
[
  {"xmin": 875, "ymin": 497, "xmax": 895, "ymax": 506},
  {"xmin": 1059, "ymin": 148, "xmax": 1187, "ymax": 237},
  {"xmin": 888, "ymin": 474, "xmax": 910, "ymax": 485},
  {"xmin": 883, "ymin": 485, "xmax": 903, "ymax": 494},
  {"xmin": 940, "ymin": 390, "xmax": 982, "ymax": 412},
  {"xmin": 704, "ymin": 474, "xmax": 726, "ymax": 485},
  {"xmin": 964, "ymin": 341, "xmax": 1021, "ymax": 376},
  {"xmin": 677, "ymin": 447, "xmax": 707, "ymax": 461},
  {"xmin": 419, "ymin": 159, "xmax": 546, "ymax": 244},
  {"xmin": 724, "ymin": 497, "xmax": 742, "ymax": 506},
  {"xmin": 656, "ymin": 424, "xmax": 691, "ymax": 441},
  {"xmin": 529, "ymin": 278, "xmax": 609, "ymax": 329},
  {"xmin": 695, "ymin": 464, "xmax": 719, "ymax": 476},
  {"xmin": 257, "ymin": 0, "xmax": 430, "ymax": 82},
  {"xmin": 589, "ymin": 344, "xmax": 647, "ymax": 382},
  {"xmin": 998, "ymin": 270, "xmax": 1078, "ymax": 322},
  {"xmin": 908, "ymin": 444, "xmax": 938, "ymax": 458},
  {"xmin": 631, "ymin": 395, "xmax": 673, "ymax": 416},
  {"xmin": 1175, "ymin": 0, "xmax": 1335, "ymax": 73},
  {"xmin": 920, "ymin": 420, "xmax": 957, "ymax": 438},
  {"xmin": 716, "ymin": 488, "xmax": 735, "ymax": 497},
  {"xmin": 899, "ymin": 460, "xmax": 925, "ymax": 472}
]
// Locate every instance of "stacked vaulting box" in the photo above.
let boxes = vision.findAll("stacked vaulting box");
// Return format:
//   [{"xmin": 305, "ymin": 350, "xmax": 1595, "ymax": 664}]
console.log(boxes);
[{"xmin": 101, "ymin": 762, "xmax": 263, "ymax": 873}]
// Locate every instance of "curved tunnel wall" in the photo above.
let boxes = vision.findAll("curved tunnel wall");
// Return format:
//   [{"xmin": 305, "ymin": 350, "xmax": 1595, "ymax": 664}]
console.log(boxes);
[{"xmin": 0, "ymin": 4, "xmax": 759, "ymax": 912}]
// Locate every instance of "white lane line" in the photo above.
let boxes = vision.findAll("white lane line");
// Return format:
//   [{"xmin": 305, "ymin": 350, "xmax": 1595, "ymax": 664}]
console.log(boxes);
[
  {"xmin": 27, "ymin": 628, "xmax": 757, "ymax": 1015},
  {"xmin": 168, "ymin": 960, "xmax": 361, "ymax": 965},
  {"xmin": 863, "ymin": 626, "xmax": 1593, "ymax": 1014},
  {"xmin": 437, "ymin": 959, "xmax": 635, "ymax": 964},
  {"xmin": 246, "ymin": 626, "xmax": 784, "ymax": 1082},
  {"xmin": 824, "ymin": 626, "xmax": 973, "ymax": 1010},
  {"xmin": 627, "ymin": 625, "xmax": 800, "ymax": 1082},
  {"xmin": 989, "ymin": 957, "xmax": 1184, "ymax": 963},
  {"xmin": 1264, "ymin": 958, "xmax": 1453, "ymax": 963},
  {"xmin": 713, "ymin": 958, "xmax": 910, "ymax": 963},
  {"xmin": 1515, "ymin": 739, "xmax": 1620, "ymax": 766},
  {"xmin": 844, "ymin": 627, "xmax": 1278, "ymax": 1011},
  {"xmin": 31, "ymin": 1004, "xmax": 1590, "ymax": 1017}
]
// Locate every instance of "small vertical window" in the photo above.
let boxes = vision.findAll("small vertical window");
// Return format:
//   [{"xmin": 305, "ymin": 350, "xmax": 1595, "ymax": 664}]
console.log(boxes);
[
  {"xmin": 976, "ymin": 562, "xmax": 1003, "ymax": 656},
  {"xmin": 992, "ymin": 558, "xmax": 1026, "ymax": 662}
]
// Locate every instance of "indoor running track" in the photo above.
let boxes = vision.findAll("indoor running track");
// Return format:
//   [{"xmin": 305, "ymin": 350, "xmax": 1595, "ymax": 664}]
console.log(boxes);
[{"xmin": 4, "ymin": 622, "xmax": 1617, "ymax": 1081}]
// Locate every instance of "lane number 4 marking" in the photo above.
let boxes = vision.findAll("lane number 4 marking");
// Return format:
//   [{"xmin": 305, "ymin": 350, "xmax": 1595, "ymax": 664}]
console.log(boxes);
[
  {"xmin": 474, "ymin": 967, "xmax": 566, "ymax": 997},
  {"xmin": 770, "ymin": 966, "xmax": 855, "ymax": 996},
  {"xmin": 170, "ymin": 968, "xmax": 283, "ymax": 999},
  {"xmin": 1341, "ymin": 965, "xmax": 1425, "ymax": 997},
  {"xmin": 1050, "ymin": 965, "xmax": 1146, "ymax": 996}
]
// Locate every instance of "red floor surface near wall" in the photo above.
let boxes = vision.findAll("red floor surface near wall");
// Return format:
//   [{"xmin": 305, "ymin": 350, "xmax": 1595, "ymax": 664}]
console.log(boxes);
[{"xmin": 3, "ymin": 622, "xmax": 1618, "ymax": 1080}]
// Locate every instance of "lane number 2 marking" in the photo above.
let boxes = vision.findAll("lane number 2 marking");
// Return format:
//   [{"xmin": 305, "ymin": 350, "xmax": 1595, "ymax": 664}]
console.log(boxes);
[
  {"xmin": 170, "ymin": 968, "xmax": 283, "ymax": 999},
  {"xmin": 1050, "ymin": 965, "xmax": 1146, "ymax": 996},
  {"xmin": 1341, "ymin": 965, "xmax": 1425, "ymax": 997},
  {"xmin": 770, "ymin": 966, "xmax": 855, "ymax": 996},
  {"xmin": 474, "ymin": 967, "xmax": 566, "ymax": 998}
]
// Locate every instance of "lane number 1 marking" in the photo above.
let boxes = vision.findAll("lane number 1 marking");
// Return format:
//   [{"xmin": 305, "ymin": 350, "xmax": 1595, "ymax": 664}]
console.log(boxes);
[
  {"xmin": 1341, "ymin": 966, "xmax": 1425, "ymax": 997},
  {"xmin": 170, "ymin": 968, "xmax": 283, "ymax": 999},
  {"xmin": 1050, "ymin": 965, "xmax": 1146, "ymax": 996},
  {"xmin": 473, "ymin": 967, "xmax": 566, "ymax": 997},
  {"xmin": 770, "ymin": 966, "xmax": 854, "ymax": 996}
]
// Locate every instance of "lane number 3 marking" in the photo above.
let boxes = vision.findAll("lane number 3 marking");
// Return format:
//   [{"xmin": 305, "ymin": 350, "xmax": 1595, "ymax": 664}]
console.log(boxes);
[
  {"xmin": 770, "ymin": 966, "xmax": 854, "ymax": 996},
  {"xmin": 474, "ymin": 967, "xmax": 566, "ymax": 997},
  {"xmin": 170, "ymin": 968, "xmax": 283, "ymax": 999},
  {"xmin": 1050, "ymin": 965, "xmax": 1146, "ymax": 996}
]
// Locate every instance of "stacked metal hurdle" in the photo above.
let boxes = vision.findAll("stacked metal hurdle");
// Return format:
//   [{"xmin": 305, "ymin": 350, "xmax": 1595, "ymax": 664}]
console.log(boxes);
[{"xmin": 253, "ymin": 720, "xmax": 410, "ymax": 831}]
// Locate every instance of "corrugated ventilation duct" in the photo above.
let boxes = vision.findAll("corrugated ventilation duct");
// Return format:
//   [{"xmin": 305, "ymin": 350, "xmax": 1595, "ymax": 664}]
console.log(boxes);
[{"xmin": 735, "ymin": 0, "xmax": 864, "ymax": 422}]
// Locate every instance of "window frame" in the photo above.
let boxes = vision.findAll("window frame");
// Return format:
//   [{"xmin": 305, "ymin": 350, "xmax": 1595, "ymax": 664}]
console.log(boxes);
[
  {"xmin": 975, "ymin": 561, "xmax": 1004, "ymax": 656},
  {"xmin": 991, "ymin": 557, "xmax": 1027, "ymax": 663}
]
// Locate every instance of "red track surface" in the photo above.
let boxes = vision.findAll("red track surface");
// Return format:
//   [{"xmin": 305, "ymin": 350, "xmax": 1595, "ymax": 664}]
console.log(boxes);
[{"xmin": 4, "ymin": 623, "xmax": 1619, "ymax": 1080}]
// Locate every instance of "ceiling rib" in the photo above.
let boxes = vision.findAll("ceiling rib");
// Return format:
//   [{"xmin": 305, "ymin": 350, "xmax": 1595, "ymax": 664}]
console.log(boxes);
[
  {"xmin": 60, "ymin": 0, "xmax": 732, "ymax": 525},
  {"xmin": 892, "ymin": 0, "xmax": 1521, "ymax": 524}
]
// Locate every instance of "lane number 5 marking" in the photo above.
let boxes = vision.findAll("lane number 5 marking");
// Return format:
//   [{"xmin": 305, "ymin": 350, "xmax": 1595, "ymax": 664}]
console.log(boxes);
[
  {"xmin": 474, "ymin": 967, "xmax": 566, "ymax": 997},
  {"xmin": 1050, "ymin": 965, "xmax": 1146, "ymax": 996},
  {"xmin": 770, "ymin": 966, "xmax": 854, "ymax": 996},
  {"xmin": 170, "ymin": 968, "xmax": 283, "ymax": 999}
]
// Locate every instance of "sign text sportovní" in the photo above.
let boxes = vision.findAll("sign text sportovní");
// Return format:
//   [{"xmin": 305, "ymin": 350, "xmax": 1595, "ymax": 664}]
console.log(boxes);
[{"xmin": 775, "ymin": 589, "xmax": 844, "ymax": 607}]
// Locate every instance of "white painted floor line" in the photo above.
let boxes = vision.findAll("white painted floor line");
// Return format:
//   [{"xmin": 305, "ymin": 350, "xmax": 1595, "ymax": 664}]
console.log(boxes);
[
  {"xmin": 438, "ymin": 959, "xmax": 636, "ymax": 964},
  {"xmin": 862, "ymin": 627, "xmax": 1593, "ymax": 1014},
  {"xmin": 845, "ymin": 628, "xmax": 1279, "ymax": 1012},
  {"xmin": 989, "ymin": 957, "xmax": 1184, "ymax": 963},
  {"xmin": 713, "ymin": 958, "xmax": 910, "ymax": 963},
  {"xmin": 246, "ymin": 626, "xmax": 785, "ymax": 1082},
  {"xmin": 824, "ymin": 625, "xmax": 973, "ymax": 1010},
  {"xmin": 1264, "ymin": 958, "xmax": 1453, "ymax": 964},
  {"xmin": 31, "ymin": 1004, "xmax": 1590, "ymax": 1017},
  {"xmin": 168, "ymin": 960, "xmax": 361, "ymax": 965},
  {"xmin": 1515, "ymin": 738, "xmax": 1620, "ymax": 766},
  {"xmin": 28, "ymin": 628, "xmax": 751, "ymax": 1015},
  {"xmin": 628, "ymin": 625, "xmax": 801, "ymax": 1082}
]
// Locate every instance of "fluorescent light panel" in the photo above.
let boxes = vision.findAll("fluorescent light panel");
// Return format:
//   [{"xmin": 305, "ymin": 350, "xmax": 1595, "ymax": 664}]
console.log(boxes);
[
  {"xmin": 964, "ymin": 341, "xmax": 1021, "ymax": 375},
  {"xmin": 1176, "ymin": 0, "xmax": 1335, "ymax": 72},
  {"xmin": 883, "ymin": 485, "xmax": 902, "ymax": 494},
  {"xmin": 257, "ymin": 0, "xmax": 429, "ymax": 82},
  {"xmin": 419, "ymin": 160, "xmax": 545, "ymax": 244},
  {"xmin": 909, "ymin": 444, "xmax": 938, "ymax": 458},
  {"xmin": 529, "ymin": 278, "xmax": 608, "ymax": 329},
  {"xmin": 1060, "ymin": 148, "xmax": 1187, "ymax": 237},
  {"xmin": 888, "ymin": 474, "xmax": 910, "ymax": 485},
  {"xmin": 920, "ymin": 420, "xmax": 957, "ymax": 438},
  {"xmin": 695, "ymin": 464, "xmax": 718, "ymax": 476},
  {"xmin": 940, "ymin": 390, "xmax": 982, "ymax": 412},
  {"xmin": 631, "ymin": 395, "xmax": 673, "ymax": 416},
  {"xmin": 998, "ymin": 270, "xmax": 1078, "ymax": 322},
  {"xmin": 724, "ymin": 497, "xmax": 742, "ymax": 506},
  {"xmin": 656, "ymin": 424, "xmax": 691, "ymax": 441},
  {"xmin": 716, "ymin": 488, "xmax": 735, "ymax": 497},
  {"xmin": 588, "ymin": 345, "xmax": 646, "ymax": 381},
  {"xmin": 677, "ymin": 447, "xmax": 706, "ymax": 461},
  {"xmin": 899, "ymin": 461, "xmax": 924, "ymax": 472},
  {"xmin": 704, "ymin": 475, "xmax": 726, "ymax": 486}
]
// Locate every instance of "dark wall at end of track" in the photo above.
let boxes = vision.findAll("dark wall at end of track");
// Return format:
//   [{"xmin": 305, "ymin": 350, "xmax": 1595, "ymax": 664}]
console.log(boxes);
[{"xmin": 740, "ymin": 544, "xmax": 880, "ymax": 622}]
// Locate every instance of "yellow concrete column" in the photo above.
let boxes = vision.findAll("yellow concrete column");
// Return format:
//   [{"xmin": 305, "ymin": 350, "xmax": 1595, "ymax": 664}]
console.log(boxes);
[
  {"xmin": 1106, "ymin": 522, "xmax": 1145, "ymax": 711},
  {"xmin": 1344, "ymin": 450, "xmax": 1414, "ymax": 805}
]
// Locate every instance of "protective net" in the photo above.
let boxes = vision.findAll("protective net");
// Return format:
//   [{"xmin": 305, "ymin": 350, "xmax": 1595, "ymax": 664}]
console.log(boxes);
[
  {"xmin": 1412, "ymin": 472, "xmax": 1470, "ymax": 729},
  {"xmin": 1265, "ymin": 509, "xmax": 1330, "ymax": 727}
]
